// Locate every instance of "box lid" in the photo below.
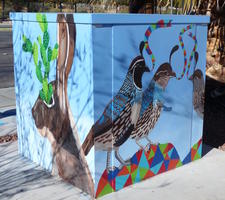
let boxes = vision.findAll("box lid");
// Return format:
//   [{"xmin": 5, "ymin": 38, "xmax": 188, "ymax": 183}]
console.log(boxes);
[{"xmin": 10, "ymin": 13, "xmax": 210, "ymax": 25}]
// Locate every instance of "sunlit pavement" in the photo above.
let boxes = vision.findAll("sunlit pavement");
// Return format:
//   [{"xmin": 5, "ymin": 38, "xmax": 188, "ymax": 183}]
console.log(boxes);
[
  {"xmin": 0, "ymin": 139, "xmax": 224, "ymax": 200},
  {"xmin": 0, "ymin": 87, "xmax": 16, "ymax": 137}
]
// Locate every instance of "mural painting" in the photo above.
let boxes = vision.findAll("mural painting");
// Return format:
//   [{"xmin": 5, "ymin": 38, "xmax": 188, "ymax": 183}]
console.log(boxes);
[
  {"xmin": 21, "ymin": 13, "xmax": 94, "ymax": 195},
  {"xmin": 10, "ymin": 13, "xmax": 208, "ymax": 198},
  {"xmin": 93, "ymin": 20, "xmax": 206, "ymax": 198}
]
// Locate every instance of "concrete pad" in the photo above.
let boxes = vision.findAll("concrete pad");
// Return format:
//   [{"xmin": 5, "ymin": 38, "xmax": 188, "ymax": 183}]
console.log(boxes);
[
  {"xmin": 0, "ymin": 116, "xmax": 17, "ymax": 136},
  {"xmin": 1, "ymin": 141, "xmax": 225, "ymax": 200},
  {"xmin": 0, "ymin": 142, "xmax": 91, "ymax": 200},
  {"xmin": 0, "ymin": 87, "xmax": 16, "ymax": 136},
  {"xmin": 0, "ymin": 87, "xmax": 16, "ymax": 111}
]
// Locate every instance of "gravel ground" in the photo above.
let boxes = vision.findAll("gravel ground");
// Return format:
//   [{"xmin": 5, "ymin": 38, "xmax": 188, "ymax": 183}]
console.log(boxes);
[{"xmin": 0, "ymin": 133, "xmax": 17, "ymax": 144}]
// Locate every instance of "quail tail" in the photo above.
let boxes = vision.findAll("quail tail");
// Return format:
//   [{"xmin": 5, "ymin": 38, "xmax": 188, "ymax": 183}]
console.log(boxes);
[{"xmin": 82, "ymin": 128, "xmax": 94, "ymax": 156}]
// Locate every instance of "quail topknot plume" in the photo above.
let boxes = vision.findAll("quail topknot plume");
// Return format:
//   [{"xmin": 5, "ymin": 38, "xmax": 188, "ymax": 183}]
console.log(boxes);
[
  {"xmin": 130, "ymin": 45, "xmax": 178, "ymax": 150},
  {"xmin": 82, "ymin": 41, "xmax": 150, "ymax": 170}
]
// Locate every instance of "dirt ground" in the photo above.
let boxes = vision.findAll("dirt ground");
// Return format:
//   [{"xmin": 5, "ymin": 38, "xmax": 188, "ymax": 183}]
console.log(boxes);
[{"xmin": 0, "ymin": 134, "xmax": 17, "ymax": 143}]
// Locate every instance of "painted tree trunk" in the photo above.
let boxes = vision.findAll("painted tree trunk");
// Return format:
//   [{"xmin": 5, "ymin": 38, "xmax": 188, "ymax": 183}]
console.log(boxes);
[{"xmin": 31, "ymin": 13, "xmax": 94, "ymax": 196}]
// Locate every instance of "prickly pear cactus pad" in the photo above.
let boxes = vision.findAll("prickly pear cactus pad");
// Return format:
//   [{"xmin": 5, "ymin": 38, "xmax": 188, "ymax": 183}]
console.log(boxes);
[{"xmin": 22, "ymin": 13, "xmax": 58, "ymax": 106}]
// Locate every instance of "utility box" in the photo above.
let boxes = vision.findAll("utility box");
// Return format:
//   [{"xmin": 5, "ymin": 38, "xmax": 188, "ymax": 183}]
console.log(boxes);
[{"xmin": 10, "ymin": 13, "xmax": 209, "ymax": 198}]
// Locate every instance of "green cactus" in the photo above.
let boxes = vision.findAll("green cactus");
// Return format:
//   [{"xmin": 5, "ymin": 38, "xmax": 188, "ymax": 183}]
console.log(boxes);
[
  {"xmin": 51, "ymin": 44, "xmax": 58, "ymax": 61},
  {"xmin": 40, "ymin": 43, "xmax": 48, "ymax": 67},
  {"xmin": 22, "ymin": 13, "xmax": 58, "ymax": 106},
  {"xmin": 22, "ymin": 36, "xmax": 33, "ymax": 53},
  {"xmin": 36, "ymin": 13, "xmax": 48, "ymax": 33},
  {"xmin": 36, "ymin": 61, "xmax": 43, "ymax": 83},
  {"xmin": 47, "ymin": 47, "xmax": 52, "ymax": 62},
  {"xmin": 43, "ymin": 31, "xmax": 49, "ymax": 50},
  {"xmin": 32, "ymin": 42, "xmax": 38, "ymax": 66}
]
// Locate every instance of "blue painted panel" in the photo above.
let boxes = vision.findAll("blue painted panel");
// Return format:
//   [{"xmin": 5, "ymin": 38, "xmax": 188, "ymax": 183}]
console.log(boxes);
[{"xmin": 92, "ymin": 25, "xmax": 113, "ymax": 189}]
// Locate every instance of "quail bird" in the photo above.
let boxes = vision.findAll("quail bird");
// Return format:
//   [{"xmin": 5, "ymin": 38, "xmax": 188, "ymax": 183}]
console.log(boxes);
[
  {"xmin": 189, "ymin": 52, "xmax": 205, "ymax": 119},
  {"xmin": 130, "ymin": 45, "xmax": 178, "ymax": 150},
  {"xmin": 82, "ymin": 41, "xmax": 150, "ymax": 170}
]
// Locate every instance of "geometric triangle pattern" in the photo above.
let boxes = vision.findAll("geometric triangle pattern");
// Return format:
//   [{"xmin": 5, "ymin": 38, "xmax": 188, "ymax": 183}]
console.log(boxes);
[
  {"xmin": 96, "ymin": 142, "xmax": 184, "ymax": 198},
  {"xmin": 183, "ymin": 138, "xmax": 202, "ymax": 165},
  {"xmin": 96, "ymin": 139, "xmax": 202, "ymax": 198}
]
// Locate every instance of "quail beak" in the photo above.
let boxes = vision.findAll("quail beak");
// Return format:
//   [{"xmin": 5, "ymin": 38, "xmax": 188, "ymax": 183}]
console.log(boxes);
[
  {"xmin": 143, "ymin": 65, "xmax": 150, "ymax": 72},
  {"xmin": 170, "ymin": 71, "xmax": 176, "ymax": 78}
]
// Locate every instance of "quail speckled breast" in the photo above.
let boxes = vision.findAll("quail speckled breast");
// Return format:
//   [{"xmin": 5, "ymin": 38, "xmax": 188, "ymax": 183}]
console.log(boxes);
[
  {"xmin": 82, "ymin": 41, "xmax": 150, "ymax": 170},
  {"xmin": 130, "ymin": 45, "xmax": 178, "ymax": 150},
  {"xmin": 189, "ymin": 52, "xmax": 205, "ymax": 119}
]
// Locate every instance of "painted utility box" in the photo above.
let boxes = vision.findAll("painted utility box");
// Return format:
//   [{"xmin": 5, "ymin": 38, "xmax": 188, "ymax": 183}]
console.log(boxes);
[{"xmin": 10, "ymin": 13, "xmax": 209, "ymax": 198}]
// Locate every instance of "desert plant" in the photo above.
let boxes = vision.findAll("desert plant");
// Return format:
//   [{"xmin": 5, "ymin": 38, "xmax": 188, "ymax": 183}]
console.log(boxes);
[{"xmin": 22, "ymin": 13, "xmax": 58, "ymax": 106}]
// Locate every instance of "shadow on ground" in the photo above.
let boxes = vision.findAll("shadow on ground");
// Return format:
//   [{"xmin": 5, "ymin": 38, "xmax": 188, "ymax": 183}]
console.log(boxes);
[
  {"xmin": 0, "ymin": 142, "xmax": 90, "ymax": 200},
  {"xmin": 203, "ymin": 76, "xmax": 225, "ymax": 148},
  {"xmin": 0, "ymin": 109, "xmax": 16, "ymax": 119}
]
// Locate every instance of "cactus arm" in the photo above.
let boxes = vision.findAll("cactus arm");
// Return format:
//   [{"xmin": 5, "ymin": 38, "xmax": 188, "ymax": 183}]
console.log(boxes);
[
  {"xmin": 32, "ymin": 42, "xmax": 38, "ymax": 67},
  {"xmin": 47, "ymin": 47, "xmax": 52, "ymax": 62},
  {"xmin": 40, "ymin": 43, "xmax": 48, "ymax": 67},
  {"xmin": 36, "ymin": 13, "xmax": 45, "ymax": 33},
  {"xmin": 22, "ymin": 36, "xmax": 33, "ymax": 53},
  {"xmin": 43, "ymin": 78, "xmax": 49, "ymax": 104},
  {"xmin": 51, "ymin": 44, "xmax": 58, "ymax": 61},
  {"xmin": 39, "ymin": 89, "xmax": 45, "ymax": 102},
  {"xmin": 36, "ymin": 61, "xmax": 43, "ymax": 83},
  {"xmin": 43, "ymin": 31, "xmax": 49, "ymax": 50},
  {"xmin": 47, "ymin": 84, "xmax": 53, "ymax": 104}
]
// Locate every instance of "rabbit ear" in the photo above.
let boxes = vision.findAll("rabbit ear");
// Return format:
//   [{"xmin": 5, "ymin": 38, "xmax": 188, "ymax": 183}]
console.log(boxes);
[
  {"xmin": 57, "ymin": 14, "xmax": 68, "ymax": 74},
  {"xmin": 56, "ymin": 14, "xmax": 76, "ymax": 113},
  {"xmin": 57, "ymin": 14, "xmax": 75, "ymax": 81},
  {"xmin": 139, "ymin": 41, "xmax": 145, "ymax": 55},
  {"xmin": 65, "ymin": 14, "xmax": 76, "ymax": 80}
]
